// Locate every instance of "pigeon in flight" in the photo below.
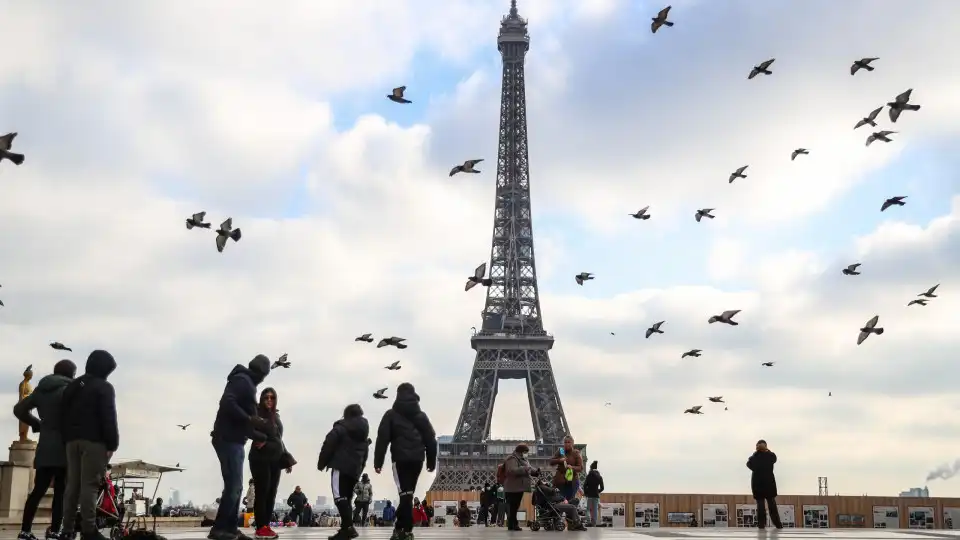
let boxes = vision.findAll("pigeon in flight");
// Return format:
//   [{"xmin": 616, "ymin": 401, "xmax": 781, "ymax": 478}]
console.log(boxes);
[
  {"xmin": 854, "ymin": 106, "xmax": 883, "ymax": 130},
  {"xmin": 0, "ymin": 133, "xmax": 25, "ymax": 166},
  {"xmin": 708, "ymin": 396, "xmax": 724, "ymax": 403},
  {"xmin": 450, "ymin": 159, "xmax": 484, "ymax": 177},
  {"xmin": 728, "ymin": 166, "xmax": 748, "ymax": 184},
  {"xmin": 609, "ymin": 332, "xmax": 615, "ymax": 336},
  {"xmin": 907, "ymin": 299, "xmax": 928, "ymax": 307},
  {"xmin": 378, "ymin": 337, "xmax": 407, "ymax": 349},
  {"xmin": 681, "ymin": 349, "xmax": 702, "ymax": 358},
  {"xmin": 761, "ymin": 362, "xmax": 774, "ymax": 367},
  {"xmin": 629, "ymin": 206, "xmax": 651, "ymax": 220},
  {"xmin": 176, "ymin": 424, "xmax": 190, "ymax": 431},
  {"xmin": 881, "ymin": 196, "xmax": 907, "ymax": 211},
  {"xmin": 272, "ymin": 354, "xmax": 290, "ymax": 369},
  {"xmin": 708, "ymin": 310, "xmax": 740, "ymax": 325},
  {"xmin": 695, "ymin": 208, "xmax": 715, "ymax": 222},
  {"xmin": 0, "ymin": 299, "xmax": 3, "ymax": 307},
  {"xmin": 575, "ymin": 272, "xmax": 594, "ymax": 286},
  {"xmin": 842, "ymin": 263, "xmax": 862, "ymax": 276},
  {"xmin": 850, "ymin": 57, "xmax": 879, "ymax": 76},
  {"xmin": 50, "ymin": 342, "xmax": 72, "ymax": 352},
  {"xmin": 604, "ymin": 401, "xmax": 612, "ymax": 407},
  {"xmin": 373, "ymin": 388, "xmax": 389, "ymax": 399},
  {"xmin": 387, "ymin": 86, "xmax": 412, "ymax": 104},
  {"xmin": 748, "ymin": 59, "xmax": 775, "ymax": 80},
  {"xmin": 215, "ymin": 218, "xmax": 242, "ymax": 253},
  {"xmin": 887, "ymin": 89, "xmax": 920, "ymax": 123},
  {"xmin": 791, "ymin": 148, "xmax": 809, "ymax": 161},
  {"xmin": 866, "ymin": 131, "xmax": 897, "ymax": 147},
  {"xmin": 645, "ymin": 321, "xmax": 665, "ymax": 339},
  {"xmin": 355, "ymin": 333, "xmax": 374, "ymax": 343},
  {"xmin": 651, "ymin": 6, "xmax": 673, "ymax": 33},
  {"xmin": 465, "ymin": 262, "xmax": 493, "ymax": 292},
  {"xmin": 385, "ymin": 360, "xmax": 401, "ymax": 370},
  {"xmin": 185, "ymin": 211, "xmax": 211, "ymax": 230},
  {"xmin": 857, "ymin": 315, "xmax": 884, "ymax": 345},
  {"xmin": 918, "ymin": 284, "xmax": 939, "ymax": 298},
  {"xmin": 828, "ymin": 392, "xmax": 831, "ymax": 397},
  {"xmin": 684, "ymin": 405, "xmax": 704, "ymax": 415}
]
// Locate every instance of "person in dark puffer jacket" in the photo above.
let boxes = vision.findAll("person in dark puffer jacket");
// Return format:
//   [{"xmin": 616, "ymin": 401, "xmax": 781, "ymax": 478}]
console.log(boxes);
[
  {"xmin": 317, "ymin": 404, "xmax": 370, "ymax": 540},
  {"xmin": 14, "ymin": 359, "xmax": 77, "ymax": 540},
  {"xmin": 59, "ymin": 351, "xmax": 118, "ymax": 540},
  {"xmin": 373, "ymin": 383, "xmax": 436, "ymax": 540},
  {"xmin": 249, "ymin": 388, "xmax": 287, "ymax": 540}
]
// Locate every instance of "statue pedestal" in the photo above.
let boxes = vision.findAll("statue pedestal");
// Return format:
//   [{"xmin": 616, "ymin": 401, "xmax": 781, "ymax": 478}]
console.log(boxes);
[{"xmin": 0, "ymin": 440, "xmax": 37, "ymax": 520}]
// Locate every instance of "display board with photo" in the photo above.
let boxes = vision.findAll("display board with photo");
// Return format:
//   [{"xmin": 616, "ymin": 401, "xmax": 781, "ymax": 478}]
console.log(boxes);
[
  {"xmin": 633, "ymin": 503, "xmax": 661, "ymax": 528},
  {"xmin": 908, "ymin": 506, "xmax": 935, "ymax": 529},
  {"xmin": 432, "ymin": 500, "xmax": 456, "ymax": 526},
  {"xmin": 802, "ymin": 504, "xmax": 829, "ymax": 528},
  {"xmin": 736, "ymin": 504, "xmax": 757, "ymax": 528},
  {"xmin": 702, "ymin": 503, "xmax": 728, "ymax": 527},
  {"xmin": 873, "ymin": 506, "xmax": 899, "ymax": 528},
  {"xmin": 944, "ymin": 508, "xmax": 960, "ymax": 530},
  {"xmin": 600, "ymin": 502, "xmax": 626, "ymax": 527}
]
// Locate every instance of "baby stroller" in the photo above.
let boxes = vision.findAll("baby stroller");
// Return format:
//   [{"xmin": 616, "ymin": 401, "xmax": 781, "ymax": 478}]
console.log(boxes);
[
  {"xmin": 75, "ymin": 470, "xmax": 125, "ymax": 540},
  {"xmin": 529, "ymin": 479, "xmax": 567, "ymax": 532}
]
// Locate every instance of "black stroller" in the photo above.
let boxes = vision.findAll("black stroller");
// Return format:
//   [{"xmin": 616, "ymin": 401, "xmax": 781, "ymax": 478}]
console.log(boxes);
[{"xmin": 529, "ymin": 479, "xmax": 568, "ymax": 532}]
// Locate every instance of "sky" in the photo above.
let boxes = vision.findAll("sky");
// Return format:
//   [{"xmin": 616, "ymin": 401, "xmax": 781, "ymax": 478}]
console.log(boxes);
[{"xmin": 2, "ymin": 0, "xmax": 960, "ymax": 507}]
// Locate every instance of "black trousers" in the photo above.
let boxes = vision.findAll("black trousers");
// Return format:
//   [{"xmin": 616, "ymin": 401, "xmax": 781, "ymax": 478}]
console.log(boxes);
[
  {"xmin": 249, "ymin": 459, "xmax": 281, "ymax": 530},
  {"xmin": 353, "ymin": 501, "xmax": 369, "ymax": 526},
  {"xmin": 331, "ymin": 469, "xmax": 358, "ymax": 530},
  {"xmin": 505, "ymin": 492, "xmax": 524, "ymax": 530},
  {"xmin": 392, "ymin": 461, "xmax": 423, "ymax": 532},
  {"xmin": 755, "ymin": 496, "xmax": 782, "ymax": 528},
  {"xmin": 23, "ymin": 467, "xmax": 67, "ymax": 533}
]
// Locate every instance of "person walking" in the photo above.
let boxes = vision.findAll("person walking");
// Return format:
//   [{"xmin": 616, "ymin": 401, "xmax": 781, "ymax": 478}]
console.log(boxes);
[
  {"xmin": 209, "ymin": 355, "xmax": 272, "ymax": 540},
  {"xmin": 352, "ymin": 473, "xmax": 373, "ymax": 527},
  {"xmin": 747, "ymin": 439, "xmax": 782, "ymax": 530},
  {"xmin": 249, "ymin": 388, "xmax": 291, "ymax": 539},
  {"xmin": 582, "ymin": 460, "xmax": 604, "ymax": 526},
  {"xmin": 373, "ymin": 382, "xmax": 437, "ymax": 540},
  {"xmin": 548, "ymin": 436, "xmax": 583, "ymax": 503},
  {"xmin": 502, "ymin": 444, "xmax": 535, "ymax": 531},
  {"xmin": 14, "ymin": 359, "xmax": 77, "ymax": 540},
  {"xmin": 59, "ymin": 351, "xmax": 118, "ymax": 540},
  {"xmin": 316, "ymin": 403, "xmax": 370, "ymax": 540}
]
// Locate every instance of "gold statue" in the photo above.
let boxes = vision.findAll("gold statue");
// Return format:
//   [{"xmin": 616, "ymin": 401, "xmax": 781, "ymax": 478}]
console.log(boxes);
[{"xmin": 18, "ymin": 364, "xmax": 34, "ymax": 443}]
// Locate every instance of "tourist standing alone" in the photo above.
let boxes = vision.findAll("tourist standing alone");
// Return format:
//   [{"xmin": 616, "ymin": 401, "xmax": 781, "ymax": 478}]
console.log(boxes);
[
  {"xmin": 502, "ymin": 444, "xmax": 535, "ymax": 531},
  {"xmin": 316, "ymin": 403, "xmax": 370, "ymax": 540},
  {"xmin": 549, "ymin": 436, "xmax": 583, "ymax": 503},
  {"xmin": 249, "ymin": 387, "xmax": 292, "ymax": 539},
  {"xmin": 352, "ymin": 473, "xmax": 373, "ymax": 526},
  {"xmin": 582, "ymin": 460, "xmax": 604, "ymax": 526},
  {"xmin": 747, "ymin": 439, "xmax": 782, "ymax": 529}
]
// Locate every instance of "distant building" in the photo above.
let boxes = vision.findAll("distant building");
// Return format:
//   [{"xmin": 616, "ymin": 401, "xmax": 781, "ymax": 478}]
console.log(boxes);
[
  {"xmin": 372, "ymin": 500, "xmax": 391, "ymax": 517},
  {"xmin": 169, "ymin": 489, "xmax": 181, "ymax": 507},
  {"xmin": 900, "ymin": 486, "xmax": 931, "ymax": 497},
  {"xmin": 316, "ymin": 496, "xmax": 327, "ymax": 508}
]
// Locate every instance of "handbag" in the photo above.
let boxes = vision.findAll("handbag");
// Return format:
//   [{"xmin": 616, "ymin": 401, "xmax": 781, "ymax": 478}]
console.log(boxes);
[{"xmin": 279, "ymin": 440, "xmax": 297, "ymax": 469}]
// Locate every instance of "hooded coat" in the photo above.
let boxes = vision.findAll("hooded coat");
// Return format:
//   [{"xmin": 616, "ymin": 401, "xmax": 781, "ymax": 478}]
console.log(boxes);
[
  {"xmin": 60, "ymin": 351, "xmax": 119, "ymax": 451},
  {"xmin": 212, "ymin": 356, "xmax": 270, "ymax": 444},
  {"xmin": 249, "ymin": 387, "xmax": 285, "ymax": 464},
  {"xmin": 747, "ymin": 450, "xmax": 778, "ymax": 499},
  {"xmin": 373, "ymin": 384, "xmax": 437, "ymax": 470},
  {"xmin": 317, "ymin": 407, "xmax": 370, "ymax": 479},
  {"xmin": 13, "ymin": 373, "xmax": 73, "ymax": 467}
]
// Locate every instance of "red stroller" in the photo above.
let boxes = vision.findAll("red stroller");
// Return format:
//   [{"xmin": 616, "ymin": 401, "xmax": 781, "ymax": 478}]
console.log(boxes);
[{"xmin": 75, "ymin": 471, "xmax": 125, "ymax": 539}]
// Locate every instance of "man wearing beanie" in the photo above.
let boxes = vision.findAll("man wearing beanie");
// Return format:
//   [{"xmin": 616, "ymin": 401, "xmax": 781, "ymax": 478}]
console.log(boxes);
[
  {"xmin": 373, "ymin": 383, "xmax": 437, "ymax": 540},
  {"xmin": 582, "ymin": 460, "xmax": 605, "ymax": 526},
  {"xmin": 317, "ymin": 404, "xmax": 370, "ymax": 540},
  {"xmin": 59, "ymin": 351, "xmax": 118, "ymax": 540},
  {"xmin": 208, "ymin": 355, "xmax": 271, "ymax": 540}
]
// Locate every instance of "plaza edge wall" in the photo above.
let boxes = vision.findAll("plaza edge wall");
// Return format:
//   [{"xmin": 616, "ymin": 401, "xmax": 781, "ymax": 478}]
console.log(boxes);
[{"xmin": 426, "ymin": 491, "xmax": 960, "ymax": 528}]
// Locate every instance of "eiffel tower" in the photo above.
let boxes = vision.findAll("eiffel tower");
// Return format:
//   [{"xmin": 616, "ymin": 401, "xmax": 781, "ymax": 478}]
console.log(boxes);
[{"xmin": 428, "ymin": 0, "xmax": 586, "ymax": 493}]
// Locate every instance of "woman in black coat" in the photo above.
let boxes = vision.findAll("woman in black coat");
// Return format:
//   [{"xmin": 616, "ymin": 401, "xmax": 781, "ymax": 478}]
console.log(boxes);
[
  {"xmin": 747, "ymin": 439, "xmax": 782, "ymax": 529},
  {"xmin": 249, "ymin": 388, "xmax": 293, "ymax": 538}
]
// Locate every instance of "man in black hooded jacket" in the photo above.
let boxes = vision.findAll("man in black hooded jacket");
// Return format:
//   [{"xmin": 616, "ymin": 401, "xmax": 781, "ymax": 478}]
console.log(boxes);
[
  {"xmin": 59, "ymin": 351, "xmax": 118, "ymax": 540},
  {"xmin": 317, "ymin": 404, "xmax": 370, "ymax": 540},
  {"xmin": 373, "ymin": 382, "xmax": 436, "ymax": 540},
  {"xmin": 209, "ymin": 355, "xmax": 272, "ymax": 540}
]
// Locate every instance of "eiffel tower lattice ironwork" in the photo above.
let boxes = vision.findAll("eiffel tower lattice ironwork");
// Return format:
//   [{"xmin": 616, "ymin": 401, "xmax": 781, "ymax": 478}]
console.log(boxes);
[{"xmin": 428, "ymin": 0, "xmax": 586, "ymax": 493}]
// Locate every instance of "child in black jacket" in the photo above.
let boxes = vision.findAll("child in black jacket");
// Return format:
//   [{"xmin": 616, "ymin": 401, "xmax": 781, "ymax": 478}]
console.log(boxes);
[{"xmin": 317, "ymin": 404, "xmax": 370, "ymax": 540}]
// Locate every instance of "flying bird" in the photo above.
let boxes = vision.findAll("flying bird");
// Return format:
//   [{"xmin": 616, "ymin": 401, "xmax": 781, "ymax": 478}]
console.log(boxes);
[
  {"xmin": 708, "ymin": 310, "xmax": 740, "ymax": 325},
  {"xmin": 385, "ymin": 361, "xmax": 402, "ymax": 370},
  {"xmin": 176, "ymin": 463, "xmax": 180, "ymax": 468},
  {"xmin": 50, "ymin": 342, "xmax": 72, "ymax": 352},
  {"xmin": 708, "ymin": 396, "xmax": 724, "ymax": 403},
  {"xmin": 748, "ymin": 59, "xmax": 775, "ymax": 80},
  {"xmin": 176, "ymin": 424, "xmax": 190, "ymax": 431},
  {"xmin": 887, "ymin": 89, "xmax": 921, "ymax": 123},
  {"xmin": 645, "ymin": 321, "xmax": 665, "ymax": 339},
  {"xmin": 377, "ymin": 337, "xmax": 407, "ymax": 349},
  {"xmin": 907, "ymin": 299, "xmax": 928, "ymax": 307},
  {"xmin": 918, "ymin": 284, "xmax": 939, "ymax": 298},
  {"xmin": 215, "ymin": 218, "xmax": 242, "ymax": 253},
  {"xmin": 629, "ymin": 206, "xmax": 651, "ymax": 220},
  {"xmin": 842, "ymin": 263, "xmax": 862, "ymax": 276},
  {"xmin": 272, "ymin": 354, "xmax": 290, "ymax": 369},
  {"xmin": 881, "ymin": 196, "xmax": 907, "ymax": 211},
  {"xmin": 609, "ymin": 332, "xmax": 615, "ymax": 336},
  {"xmin": 828, "ymin": 392, "xmax": 831, "ymax": 397},
  {"xmin": 387, "ymin": 86, "xmax": 412, "ymax": 104},
  {"xmin": 791, "ymin": 148, "xmax": 809, "ymax": 161},
  {"xmin": 185, "ymin": 211, "xmax": 211, "ymax": 230},
  {"xmin": 373, "ymin": 388, "xmax": 389, "ymax": 399},
  {"xmin": 850, "ymin": 57, "xmax": 879, "ymax": 76},
  {"xmin": 575, "ymin": 272, "xmax": 594, "ymax": 286},
  {"xmin": 355, "ymin": 333, "xmax": 374, "ymax": 343},
  {"xmin": 857, "ymin": 315, "xmax": 884, "ymax": 345},
  {"xmin": 603, "ymin": 402, "xmax": 612, "ymax": 407},
  {"xmin": 651, "ymin": 6, "xmax": 673, "ymax": 33},
  {"xmin": 0, "ymin": 299, "xmax": 4, "ymax": 307},
  {"xmin": 866, "ymin": 131, "xmax": 897, "ymax": 147},
  {"xmin": 761, "ymin": 362, "xmax": 774, "ymax": 367},
  {"xmin": 681, "ymin": 349, "xmax": 702, "ymax": 359},
  {"xmin": 684, "ymin": 405, "xmax": 704, "ymax": 415},
  {"xmin": 695, "ymin": 208, "xmax": 715, "ymax": 222},
  {"xmin": 450, "ymin": 159, "xmax": 484, "ymax": 177},
  {"xmin": 728, "ymin": 166, "xmax": 748, "ymax": 184},
  {"xmin": 0, "ymin": 133, "xmax": 25, "ymax": 166},
  {"xmin": 465, "ymin": 262, "xmax": 493, "ymax": 292},
  {"xmin": 854, "ymin": 106, "xmax": 883, "ymax": 130}
]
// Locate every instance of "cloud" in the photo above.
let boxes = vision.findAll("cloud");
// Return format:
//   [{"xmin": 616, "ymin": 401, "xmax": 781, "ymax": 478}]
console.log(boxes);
[{"xmin": 1, "ymin": 0, "xmax": 959, "ymax": 507}]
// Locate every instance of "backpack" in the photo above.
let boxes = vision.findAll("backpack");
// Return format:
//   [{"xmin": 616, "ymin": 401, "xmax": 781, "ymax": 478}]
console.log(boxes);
[{"xmin": 496, "ymin": 462, "xmax": 506, "ymax": 484}]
